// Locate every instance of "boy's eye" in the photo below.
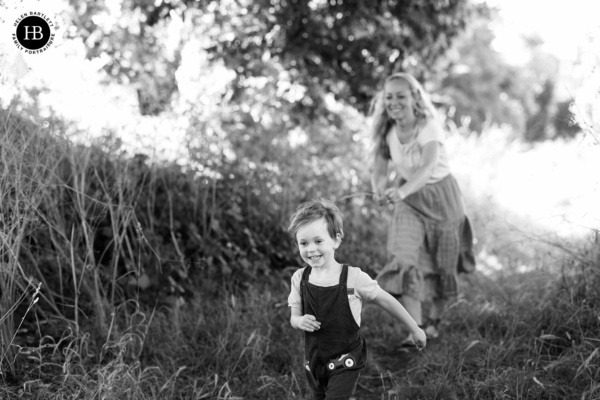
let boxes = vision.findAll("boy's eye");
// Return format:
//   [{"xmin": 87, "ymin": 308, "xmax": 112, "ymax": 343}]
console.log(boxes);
[{"xmin": 315, "ymin": 240, "xmax": 322, "ymax": 244}]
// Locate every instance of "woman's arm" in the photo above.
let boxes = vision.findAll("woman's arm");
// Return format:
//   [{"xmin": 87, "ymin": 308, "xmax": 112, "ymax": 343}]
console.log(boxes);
[
  {"xmin": 385, "ymin": 141, "xmax": 439, "ymax": 202},
  {"xmin": 371, "ymin": 152, "xmax": 389, "ymax": 198}
]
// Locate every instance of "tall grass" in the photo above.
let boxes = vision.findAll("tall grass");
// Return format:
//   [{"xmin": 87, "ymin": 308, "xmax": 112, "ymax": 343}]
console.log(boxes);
[
  {"xmin": 0, "ymin": 108, "xmax": 157, "ymax": 381},
  {"xmin": 0, "ymin": 110, "xmax": 57, "ymax": 376},
  {"xmin": 357, "ymin": 252, "xmax": 600, "ymax": 399},
  {"xmin": 0, "ymin": 275, "xmax": 308, "ymax": 399}
]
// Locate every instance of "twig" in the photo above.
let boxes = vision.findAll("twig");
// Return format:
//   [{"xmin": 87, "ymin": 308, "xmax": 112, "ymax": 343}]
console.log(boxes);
[{"xmin": 339, "ymin": 191, "xmax": 375, "ymax": 201}]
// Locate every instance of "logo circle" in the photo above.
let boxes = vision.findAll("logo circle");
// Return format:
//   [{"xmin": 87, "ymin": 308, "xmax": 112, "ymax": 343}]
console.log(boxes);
[{"xmin": 15, "ymin": 16, "xmax": 51, "ymax": 50}]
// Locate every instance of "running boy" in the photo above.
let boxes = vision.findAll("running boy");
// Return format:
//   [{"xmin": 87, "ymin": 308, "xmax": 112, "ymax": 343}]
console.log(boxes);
[{"xmin": 287, "ymin": 198, "xmax": 427, "ymax": 400}]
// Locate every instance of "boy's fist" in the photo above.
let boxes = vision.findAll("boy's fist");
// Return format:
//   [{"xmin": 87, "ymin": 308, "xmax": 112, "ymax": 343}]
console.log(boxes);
[
  {"xmin": 412, "ymin": 328, "xmax": 427, "ymax": 350},
  {"xmin": 297, "ymin": 314, "xmax": 321, "ymax": 332}
]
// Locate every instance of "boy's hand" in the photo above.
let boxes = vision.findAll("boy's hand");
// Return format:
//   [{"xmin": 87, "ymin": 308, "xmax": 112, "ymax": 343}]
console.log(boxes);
[
  {"xmin": 412, "ymin": 328, "xmax": 427, "ymax": 350},
  {"xmin": 296, "ymin": 314, "xmax": 321, "ymax": 332}
]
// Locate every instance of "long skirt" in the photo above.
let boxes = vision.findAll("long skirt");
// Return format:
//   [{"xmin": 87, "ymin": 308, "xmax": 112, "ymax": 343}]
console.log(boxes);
[{"xmin": 376, "ymin": 173, "xmax": 471, "ymax": 301}]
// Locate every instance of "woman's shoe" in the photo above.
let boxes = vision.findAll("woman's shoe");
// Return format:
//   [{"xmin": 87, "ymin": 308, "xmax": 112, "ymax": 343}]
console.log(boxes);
[
  {"xmin": 424, "ymin": 324, "xmax": 439, "ymax": 339},
  {"xmin": 423, "ymin": 318, "xmax": 441, "ymax": 339}
]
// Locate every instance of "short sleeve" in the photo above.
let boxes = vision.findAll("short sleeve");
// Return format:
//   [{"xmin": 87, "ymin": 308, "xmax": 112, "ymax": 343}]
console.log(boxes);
[
  {"xmin": 287, "ymin": 268, "xmax": 304, "ymax": 310},
  {"xmin": 418, "ymin": 119, "xmax": 446, "ymax": 146},
  {"xmin": 354, "ymin": 270, "xmax": 380, "ymax": 301}
]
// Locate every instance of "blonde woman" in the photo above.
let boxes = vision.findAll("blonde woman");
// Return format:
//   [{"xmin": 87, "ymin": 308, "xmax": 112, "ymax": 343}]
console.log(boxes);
[{"xmin": 370, "ymin": 72, "xmax": 474, "ymax": 345}]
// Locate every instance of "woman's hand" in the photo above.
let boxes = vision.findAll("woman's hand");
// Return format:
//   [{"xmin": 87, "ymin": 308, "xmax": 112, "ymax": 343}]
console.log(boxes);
[
  {"xmin": 373, "ymin": 192, "xmax": 387, "ymax": 206},
  {"xmin": 384, "ymin": 187, "xmax": 404, "ymax": 203}
]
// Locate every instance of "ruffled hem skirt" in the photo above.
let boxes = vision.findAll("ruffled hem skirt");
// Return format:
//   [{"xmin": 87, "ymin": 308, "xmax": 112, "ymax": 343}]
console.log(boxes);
[{"xmin": 376, "ymin": 173, "xmax": 472, "ymax": 300}]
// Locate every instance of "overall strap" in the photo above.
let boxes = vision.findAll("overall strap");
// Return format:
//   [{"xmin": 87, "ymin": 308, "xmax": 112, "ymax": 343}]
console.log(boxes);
[
  {"xmin": 300, "ymin": 267, "xmax": 312, "ymax": 315},
  {"xmin": 300, "ymin": 266, "xmax": 312, "ymax": 288},
  {"xmin": 338, "ymin": 264, "xmax": 348, "ymax": 291}
]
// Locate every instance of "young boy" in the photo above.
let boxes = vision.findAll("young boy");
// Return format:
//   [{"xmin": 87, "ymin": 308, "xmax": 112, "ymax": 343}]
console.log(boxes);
[{"xmin": 287, "ymin": 198, "xmax": 427, "ymax": 400}]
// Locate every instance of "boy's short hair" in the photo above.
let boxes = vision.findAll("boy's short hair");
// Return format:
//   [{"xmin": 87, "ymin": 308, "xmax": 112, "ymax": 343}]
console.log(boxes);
[{"xmin": 287, "ymin": 198, "xmax": 344, "ymax": 242}]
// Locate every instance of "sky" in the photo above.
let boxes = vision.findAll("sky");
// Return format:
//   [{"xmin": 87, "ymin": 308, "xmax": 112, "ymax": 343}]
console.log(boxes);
[
  {"xmin": 487, "ymin": 0, "xmax": 599, "ymax": 64},
  {"xmin": 489, "ymin": 0, "xmax": 600, "ymax": 109}
]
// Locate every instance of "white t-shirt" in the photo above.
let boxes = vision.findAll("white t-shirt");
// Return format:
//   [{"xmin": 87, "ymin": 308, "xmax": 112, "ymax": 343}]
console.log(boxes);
[
  {"xmin": 287, "ymin": 266, "xmax": 380, "ymax": 327},
  {"xmin": 387, "ymin": 119, "xmax": 451, "ymax": 183}
]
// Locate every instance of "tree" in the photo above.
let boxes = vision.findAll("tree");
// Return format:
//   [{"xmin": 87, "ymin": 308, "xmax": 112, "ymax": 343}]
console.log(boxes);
[
  {"xmin": 553, "ymin": 100, "xmax": 580, "ymax": 139},
  {"xmin": 525, "ymin": 79, "xmax": 553, "ymax": 142},
  {"xmin": 437, "ymin": 17, "xmax": 532, "ymax": 133},
  {"xmin": 66, "ymin": 0, "xmax": 483, "ymax": 117}
]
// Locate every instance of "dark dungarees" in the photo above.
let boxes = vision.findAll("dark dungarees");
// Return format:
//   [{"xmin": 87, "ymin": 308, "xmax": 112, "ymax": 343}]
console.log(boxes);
[{"xmin": 301, "ymin": 265, "xmax": 367, "ymax": 400}]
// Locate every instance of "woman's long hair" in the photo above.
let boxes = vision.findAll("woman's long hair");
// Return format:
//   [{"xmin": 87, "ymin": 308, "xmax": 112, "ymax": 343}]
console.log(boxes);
[{"xmin": 369, "ymin": 73, "xmax": 439, "ymax": 161}]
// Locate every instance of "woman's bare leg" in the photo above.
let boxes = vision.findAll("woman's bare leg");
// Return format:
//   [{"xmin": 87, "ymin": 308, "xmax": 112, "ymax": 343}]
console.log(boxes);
[
  {"xmin": 428, "ymin": 298, "xmax": 444, "ymax": 321},
  {"xmin": 423, "ymin": 298, "xmax": 445, "ymax": 338}
]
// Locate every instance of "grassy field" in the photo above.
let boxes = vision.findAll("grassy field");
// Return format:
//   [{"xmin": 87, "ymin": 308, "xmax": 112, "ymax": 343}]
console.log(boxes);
[
  {"xmin": 0, "ymin": 113, "xmax": 599, "ymax": 399},
  {"xmin": 5, "ymin": 254, "xmax": 597, "ymax": 399}
]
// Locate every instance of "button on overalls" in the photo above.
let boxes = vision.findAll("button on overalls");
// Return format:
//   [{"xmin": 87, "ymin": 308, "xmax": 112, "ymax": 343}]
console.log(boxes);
[{"xmin": 301, "ymin": 264, "xmax": 367, "ymax": 400}]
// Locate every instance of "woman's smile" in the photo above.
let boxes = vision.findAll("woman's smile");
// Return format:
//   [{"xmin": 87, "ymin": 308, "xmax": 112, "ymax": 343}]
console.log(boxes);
[{"xmin": 384, "ymin": 79, "xmax": 415, "ymax": 124}]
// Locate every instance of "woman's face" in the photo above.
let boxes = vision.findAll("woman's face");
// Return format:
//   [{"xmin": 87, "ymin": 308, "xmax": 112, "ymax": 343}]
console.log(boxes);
[{"xmin": 384, "ymin": 78, "xmax": 415, "ymax": 123}]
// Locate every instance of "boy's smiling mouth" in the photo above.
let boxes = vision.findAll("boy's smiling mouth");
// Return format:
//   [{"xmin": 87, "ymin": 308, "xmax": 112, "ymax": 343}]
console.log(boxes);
[{"xmin": 308, "ymin": 255, "xmax": 322, "ymax": 261}]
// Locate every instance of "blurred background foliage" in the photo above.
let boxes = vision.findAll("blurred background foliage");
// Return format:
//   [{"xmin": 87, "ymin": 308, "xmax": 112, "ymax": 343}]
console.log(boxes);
[
  {"xmin": 58, "ymin": 0, "xmax": 582, "ymax": 141},
  {"xmin": 68, "ymin": 0, "xmax": 478, "ymax": 114}
]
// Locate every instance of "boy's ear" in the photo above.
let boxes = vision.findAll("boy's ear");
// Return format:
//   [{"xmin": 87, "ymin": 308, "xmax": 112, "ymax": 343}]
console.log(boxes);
[{"xmin": 333, "ymin": 233, "xmax": 341, "ymax": 249}]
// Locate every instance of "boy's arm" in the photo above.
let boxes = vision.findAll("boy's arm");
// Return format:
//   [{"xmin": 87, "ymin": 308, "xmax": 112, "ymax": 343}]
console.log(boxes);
[
  {"xmin": 290, "ymin": 307, "xmax": 321, "ymax": 332},
  {"xmin": 371, "ymin": 288, "xmax": 427, "ymax": 347}
]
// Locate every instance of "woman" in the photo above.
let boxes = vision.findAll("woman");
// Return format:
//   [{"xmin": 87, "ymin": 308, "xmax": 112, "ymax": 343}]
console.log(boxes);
[{"xmin": 370, "ymin": 72, "xmax": 474, "ymax": 343}]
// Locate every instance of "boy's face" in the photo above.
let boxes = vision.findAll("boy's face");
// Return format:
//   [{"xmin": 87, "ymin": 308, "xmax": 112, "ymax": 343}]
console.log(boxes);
[{"xmin": 296, "ymin": 217, "xmax": 340, "ymax": 270}]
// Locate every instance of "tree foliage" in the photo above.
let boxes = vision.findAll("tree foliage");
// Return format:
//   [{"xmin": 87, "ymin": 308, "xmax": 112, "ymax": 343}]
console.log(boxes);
[
  {"xmin": 67, "ymin": 0, "xmax": 481, "ymax": 116},
  {"xmin": 438, "ymin": 19, "xmax": 530, "ymax": 133},
  {"xmin": 437, "ymin": 17, "xmax": 581, "ymax": 139}
]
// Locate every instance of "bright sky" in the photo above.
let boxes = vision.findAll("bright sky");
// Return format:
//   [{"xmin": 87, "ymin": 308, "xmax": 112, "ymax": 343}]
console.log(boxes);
[{"xmin": 488, "ymin": 0, "xmax": 600, "ymax": 64}]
